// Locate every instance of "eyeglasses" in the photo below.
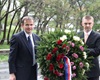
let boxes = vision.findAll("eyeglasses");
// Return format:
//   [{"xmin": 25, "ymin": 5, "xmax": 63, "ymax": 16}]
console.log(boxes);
[{"xmin": 84, "ymin": 23, "xmax": 91, "ymax": 25}]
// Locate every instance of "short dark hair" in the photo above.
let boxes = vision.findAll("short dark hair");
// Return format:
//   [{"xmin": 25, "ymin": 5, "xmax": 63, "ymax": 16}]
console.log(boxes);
[{"xmin": 82, "ymin": 15, "xmax": 94, "ymax": 21}]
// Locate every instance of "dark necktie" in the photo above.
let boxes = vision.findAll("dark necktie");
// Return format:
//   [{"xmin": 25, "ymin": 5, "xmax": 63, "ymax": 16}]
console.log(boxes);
[
  {"xmin": 28, "ymin": 36, "xmax": 35, "ymax": 65},
  {"xmin": 28, "ymin": 36, "xmax": 33, "ymax": 52}
]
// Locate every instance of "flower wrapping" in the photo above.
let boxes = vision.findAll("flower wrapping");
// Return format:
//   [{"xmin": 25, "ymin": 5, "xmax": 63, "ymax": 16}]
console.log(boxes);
[{"xmin": 64, "ymin": 56, "xmax": 72, "ymax": 80}]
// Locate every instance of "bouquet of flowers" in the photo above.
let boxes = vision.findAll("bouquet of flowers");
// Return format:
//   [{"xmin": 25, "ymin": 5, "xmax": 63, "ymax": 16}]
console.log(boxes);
[{"xmin": 37, "ymin": 29, "xmax": 92, "ymax": 80}]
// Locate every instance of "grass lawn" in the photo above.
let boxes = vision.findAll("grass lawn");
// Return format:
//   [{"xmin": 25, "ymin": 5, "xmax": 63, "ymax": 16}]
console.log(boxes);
[
  {"xmin": 0, "ymin": 54, "xmax": 8, "ymax": 62},
  {"xmin": 0, "ymin": 42, "xmax": 10, "ymax": 49}
]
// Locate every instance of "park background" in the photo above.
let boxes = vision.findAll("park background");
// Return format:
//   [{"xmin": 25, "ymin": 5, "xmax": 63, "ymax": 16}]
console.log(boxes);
[{"xmin": 0, "ymin": 0, "xmax": 100, "ymax": 80}]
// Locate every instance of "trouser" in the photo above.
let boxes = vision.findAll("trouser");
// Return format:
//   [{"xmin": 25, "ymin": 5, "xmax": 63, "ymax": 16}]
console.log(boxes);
[{"xmin": 15, "ymin": 63, "xmax": 37, "ymax": 80}]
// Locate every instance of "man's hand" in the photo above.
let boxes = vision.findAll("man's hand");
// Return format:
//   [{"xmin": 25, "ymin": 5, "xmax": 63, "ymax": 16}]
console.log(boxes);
[{"xmin": 9, "ymin": 73, "xmax": 16, "ymax": 80}]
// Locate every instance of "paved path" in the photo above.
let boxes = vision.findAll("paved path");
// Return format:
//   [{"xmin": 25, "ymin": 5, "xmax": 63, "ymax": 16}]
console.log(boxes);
[
  {"xmin": 0, "ymin": 56, "xmax": 100, "ymax": 80},
  {"xmin": 0, "ymin": 62, "xmax": 43, "ymax": 80}
]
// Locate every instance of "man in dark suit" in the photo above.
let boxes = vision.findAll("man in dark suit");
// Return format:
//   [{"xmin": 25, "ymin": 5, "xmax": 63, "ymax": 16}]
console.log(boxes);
[
  {"xmin": 8, "ymin": 16, "xmax": 40, "ymax": 80},
  {"xmin": 80, "ymin": 15, "xmax": 100, "ymax": 80}
]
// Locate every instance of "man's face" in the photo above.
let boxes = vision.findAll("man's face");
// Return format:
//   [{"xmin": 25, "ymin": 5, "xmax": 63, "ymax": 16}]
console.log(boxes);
[
  {"xmin": 82, "ymin": 19, "xmax": 94, "ymax": 32},
  {"xmin": 22, "ymin": 19, "xmax": 34, "ymax": 34}
]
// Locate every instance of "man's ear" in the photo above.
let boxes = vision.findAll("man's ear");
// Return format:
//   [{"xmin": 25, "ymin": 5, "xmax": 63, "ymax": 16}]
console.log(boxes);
[{"xmin": 21, "ymin": 23, "xmax": 24, "ymax": 27}]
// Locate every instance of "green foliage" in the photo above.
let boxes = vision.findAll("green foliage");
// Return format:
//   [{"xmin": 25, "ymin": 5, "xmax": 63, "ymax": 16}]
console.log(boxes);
[
  {"xmin": 37, "ymin": 29, "xmax": 92, "ymax": 80},
  {"xmin": 93, "ymin": 24, "xmax": 100, "ymax": 31}
]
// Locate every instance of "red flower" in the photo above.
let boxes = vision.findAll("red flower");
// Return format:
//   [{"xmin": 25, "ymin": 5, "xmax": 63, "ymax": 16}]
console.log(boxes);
[
  {"xmin": 53, "ymin": 70, "xmax": 64, "ymax": 76},
  {"xmin": 61, "ymin": 53, "xmax": 64, "ymax": 58},
  {"xmin": 56, "ymin": 40, "xmax": 62, "ymax": 45},
  {"xmin": 62, "ymin": 44, "xmax": 66, "ymax": 48},
  {"xmin": 53, "ymin": 70, "xmax": 59, "ymax": 76},
  {"xmin": 44, "ymin": 77, "xmax": 49, "ymax": 80},
  {"xmin": 49, "ymin": 63, "xmax": 54, "ymax": 71},
  {"xmin": 56, "ymin": 54, "xmax": 62, "ymax": 62},
  {"xmin": 58, "ymin": 63, "xmax": 64, "ymax": 69},
  {"xmin": 52, "ymin": 47, "xmax": 58, "ymax": 54},
  {"xmin": 46, "ymin": 53, "xmax": 52, "ymax": 60}
]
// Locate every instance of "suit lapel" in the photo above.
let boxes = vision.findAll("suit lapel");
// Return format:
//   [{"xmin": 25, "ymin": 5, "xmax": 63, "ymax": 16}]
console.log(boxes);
[
  {"xmin": 32, "ymin": 34, "xmax": 36, "ymax": 45},
  {"xmin": 81, "ymin": 31, "xmax": 94, "ymax": 44},
  {"xmin": 32, "ymin": 34, "xmax": 38, "ymax": 54},
  {"xmin": 86, "ymin": 31, "xmax": 94, "ymax": 44},
  {"xmin": 20, "ymin": 31, "xmax": 33, "ymax": 55},
  {"xmin": 80, "ymin": 32, "xmax": 84, "ymax": 42}
]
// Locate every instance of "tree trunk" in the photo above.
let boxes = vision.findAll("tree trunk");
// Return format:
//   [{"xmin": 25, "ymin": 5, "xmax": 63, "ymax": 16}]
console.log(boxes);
[{"xmin": 0, "ymin": 0, "xmax": 11, "ymax": 44}]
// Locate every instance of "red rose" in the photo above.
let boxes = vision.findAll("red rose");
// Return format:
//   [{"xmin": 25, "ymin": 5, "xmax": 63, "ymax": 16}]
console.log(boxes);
[
  {"xmin": 58, "ymin": 63, "xmax": 64, "ymax": 69},
  {"xmin": 62, "ymin": 44, "xmax": 66, "ymax": 48},
  {"xmin": 46, "ymin": 53, "xmax": 52, "ymax": 60},
  {"xmin": 53, "ymin": 70, "xmax": 59, "ymax": 76},
  {"xmin": 44, "ymin": 77, "xmax": 49, "ymax": 80},
  {"xmin": 56, "ymin": 54, "xmax": 62, "ymax": 62},
  {"xmin": 56, "ymin": 40, "xmax": 62, "ymax": 45},
  {"xmin": 53, "ymin": 70, "xmax": 64, "ymax": 76},
  {"xmin": 49, "ymin": 63, "xmax": 54, "ymax": 71},
  {"xmin": 61, "ymin": 53, "xmax": 64, "ymax": 58},
  {"xmin": 52, "ymin": 47, "xmax": 58, "ymax": 54}
]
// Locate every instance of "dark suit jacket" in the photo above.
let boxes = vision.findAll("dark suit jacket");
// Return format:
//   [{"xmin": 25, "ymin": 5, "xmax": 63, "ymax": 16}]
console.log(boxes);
[
  {"xmin": 8, "ymin": 31, "xmax": 40, "ymax": 80},
  {"xmin": 79, "ymin": 30, "xmax": 100, "ymax": 78}
]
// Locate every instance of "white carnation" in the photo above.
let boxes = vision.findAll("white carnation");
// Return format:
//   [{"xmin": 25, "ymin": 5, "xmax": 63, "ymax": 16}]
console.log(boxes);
[
  {"xmin": 83, "ymin": 52, "xmax": 87, "ymax": 59},
  {"xmin": 82, "ymin": 69, "xmax": 85, "ymax": 75},
  {"xmin": 85, "ymin": 62, "xmax": 89, "ymax": 69},
  {"xmin": 73, "ymin": 36, "xmax": 80, "ymax": 41},
  {"xmin": 80, "ymin": 40, "xmax": 84, "ymax": 45},
  {"xmin": 60, "ymin": 35, "xmax": 67, "ymax": 41},
  {"xmin": 64, "ymin": 29, "xmax": 71, "ymax": 34}
]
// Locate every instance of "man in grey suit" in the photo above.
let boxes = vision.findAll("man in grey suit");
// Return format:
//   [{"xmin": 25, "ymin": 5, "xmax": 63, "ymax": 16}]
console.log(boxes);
[
  {"xmin": 8, "ymin": 16, "xmax": 40, "ymax": 80},
  {"xmin": 80, "ymin": 15, "xmax": 100, "ymax": 80}
]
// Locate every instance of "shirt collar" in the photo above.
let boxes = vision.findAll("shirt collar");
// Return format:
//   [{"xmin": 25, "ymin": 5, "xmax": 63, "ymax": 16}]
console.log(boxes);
[
  {"xmin": 84, "ymin": 30, "xmax": 92, "ymax": 35},
  {"xmin": 24, "ymin": 31, "xmax": 32, "ymax": 40}
]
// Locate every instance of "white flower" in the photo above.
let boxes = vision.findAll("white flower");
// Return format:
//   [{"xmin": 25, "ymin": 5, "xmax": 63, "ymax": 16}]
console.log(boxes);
[
  {"xmin": 83, "ymin": 52, "xmax": 87, "ymax": 59},
  {"xmin": 82, "ymin": 69, "xmax": 85, "ymax": 75},
  {"xmin": 80, "ymin": 40, "xmax": 84, "ymax": 45},
  {"xmin": 73, "ymin": 36, "xmax": 80, "ymax": 41},
  {"xmin": 60, "ymin": 35, "xmax": 67, "ymax": 41},
  {"xmin": 85, "ymin": 62, "xmax": 89, "ymax": 69},
  {"xmin": 64, "ymin": 29, "xmax": 71, "ymax": 34}
]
